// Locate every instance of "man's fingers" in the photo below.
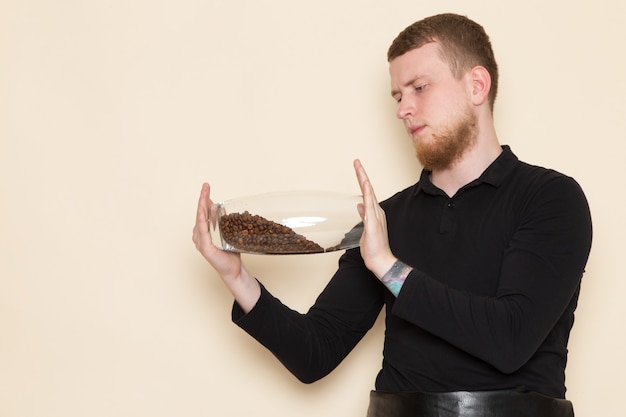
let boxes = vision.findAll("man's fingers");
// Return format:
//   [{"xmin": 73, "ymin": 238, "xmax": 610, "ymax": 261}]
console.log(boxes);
[
  {"xmin": 193, "ymin": 183, "xmax": 214, "ymax": 251},
  {"xmin": 354, "ymin": 159, "xmax": 381, "ymax": 223}
]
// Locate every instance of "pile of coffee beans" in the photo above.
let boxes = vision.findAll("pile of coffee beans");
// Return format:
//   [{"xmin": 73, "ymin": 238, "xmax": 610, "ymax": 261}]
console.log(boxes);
[{"xmin": 218, "ymin": 211, "xmax": 324, "ymax": 254}]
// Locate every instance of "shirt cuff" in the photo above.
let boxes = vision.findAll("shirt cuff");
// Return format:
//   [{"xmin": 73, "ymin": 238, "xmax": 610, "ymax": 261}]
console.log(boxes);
[{"xmin": 231, "ymin": 281, "xmax": 269, "ymax": 326}]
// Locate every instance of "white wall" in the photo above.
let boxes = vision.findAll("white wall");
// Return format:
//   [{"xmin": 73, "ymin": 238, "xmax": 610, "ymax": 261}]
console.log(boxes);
[{"xmin": 1, "ymin": 1, "xmax": 624, "ymax": 416}]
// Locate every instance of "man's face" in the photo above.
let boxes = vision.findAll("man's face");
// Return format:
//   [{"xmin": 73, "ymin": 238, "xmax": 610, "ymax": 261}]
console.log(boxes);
[{"xmin": 389, "ymin": 42, "xmax": 478, "ymax": 171}]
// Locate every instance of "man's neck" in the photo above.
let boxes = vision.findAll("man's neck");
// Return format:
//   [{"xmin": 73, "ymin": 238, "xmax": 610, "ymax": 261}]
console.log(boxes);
[{"xmin": 430, "ymin": 131, "xmax": 502, "ymax": 198}]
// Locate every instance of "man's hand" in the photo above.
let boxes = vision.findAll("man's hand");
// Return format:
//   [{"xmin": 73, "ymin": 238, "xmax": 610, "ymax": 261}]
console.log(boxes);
[
  {"xmin": 192, "ymin": 183, "xmax": 260, "ymax": 312},
  {"xmin": 353, "ymin": 160, "xmax": 397, "ymax": 279}
]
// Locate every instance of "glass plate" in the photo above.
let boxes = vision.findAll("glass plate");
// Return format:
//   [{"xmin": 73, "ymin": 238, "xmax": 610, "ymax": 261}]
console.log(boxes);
[{"xmin": 209, "ymin": 191, "xmax": 364, "ymax": 254}]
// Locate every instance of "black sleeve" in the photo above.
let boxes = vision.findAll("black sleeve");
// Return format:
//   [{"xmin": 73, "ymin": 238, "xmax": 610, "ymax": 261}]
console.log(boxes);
[
  {"xmin": 392, "ymin": 175, "xmax": 592, "ymax": 373},
  {"xmin": 232, "ymin": 249, "xmax": 385, "ymax": 383}
]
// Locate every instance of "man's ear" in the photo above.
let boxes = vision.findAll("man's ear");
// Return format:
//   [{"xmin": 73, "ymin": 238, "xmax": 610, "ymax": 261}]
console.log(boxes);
[{"xmin": 468, "ymin": 65, "xmax": 491, "ymax": 106}]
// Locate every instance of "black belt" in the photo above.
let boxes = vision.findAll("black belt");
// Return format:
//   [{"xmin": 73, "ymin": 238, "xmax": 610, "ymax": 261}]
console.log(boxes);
[{"xmin": 367, "ymin": 387, "xmax": 574, "ymax": 417}]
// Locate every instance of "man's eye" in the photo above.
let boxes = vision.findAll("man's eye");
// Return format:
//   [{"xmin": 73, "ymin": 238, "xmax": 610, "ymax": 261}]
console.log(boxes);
[{"xmin": 415, "ymin": 84, "xmax": 427, "ymax": 92}]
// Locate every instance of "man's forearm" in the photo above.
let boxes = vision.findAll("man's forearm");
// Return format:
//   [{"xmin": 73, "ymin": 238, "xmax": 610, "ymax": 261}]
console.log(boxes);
[{"xmin": 381, "ymin": 260, "xmax": 413, "ymax": 297}]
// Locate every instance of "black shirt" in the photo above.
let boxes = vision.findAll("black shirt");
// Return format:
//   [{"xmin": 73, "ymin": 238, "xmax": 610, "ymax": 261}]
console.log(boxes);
[{"xmin": 232, "ymin": 146, "xmax": 592, "ymax": 399}]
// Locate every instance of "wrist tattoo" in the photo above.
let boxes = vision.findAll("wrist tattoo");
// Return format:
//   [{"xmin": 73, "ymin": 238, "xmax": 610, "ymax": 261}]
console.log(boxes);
[{"xmin": 381, "ymin": 260, "xmax": 413, "ymax": 297}]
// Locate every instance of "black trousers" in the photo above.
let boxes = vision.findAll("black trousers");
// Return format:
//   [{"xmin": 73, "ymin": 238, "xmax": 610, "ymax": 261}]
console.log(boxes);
[{"xmin": 366, "ymin": 387, "xmax": 574, "ymax": 417}]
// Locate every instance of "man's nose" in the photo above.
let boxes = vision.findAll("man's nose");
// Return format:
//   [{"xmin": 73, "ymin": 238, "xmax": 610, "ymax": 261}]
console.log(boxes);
[{"xmin": 396, "ymin": 99, "xmax": 415, "ymax": 120}]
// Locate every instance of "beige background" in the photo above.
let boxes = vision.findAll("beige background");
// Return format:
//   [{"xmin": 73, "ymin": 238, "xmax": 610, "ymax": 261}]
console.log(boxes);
[{"xmin": 1, "ymin": 1, "xmax": 624, "ymax": 416}]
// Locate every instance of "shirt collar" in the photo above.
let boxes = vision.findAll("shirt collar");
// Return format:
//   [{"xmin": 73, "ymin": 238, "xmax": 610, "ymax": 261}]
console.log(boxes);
[{"xmin": 414, "ymin": 145, "xmax": 519, "ymax": 196}]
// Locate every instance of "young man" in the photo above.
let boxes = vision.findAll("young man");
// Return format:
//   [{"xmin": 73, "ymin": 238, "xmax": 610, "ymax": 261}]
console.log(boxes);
[{"xmin": 193, "ymin": 13, "xmax": 592, "ymax": 417}]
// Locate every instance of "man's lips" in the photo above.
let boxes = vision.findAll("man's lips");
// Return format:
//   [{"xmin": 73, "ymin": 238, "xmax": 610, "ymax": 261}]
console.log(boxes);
[{"xmin": 408, "ymin": 125, "xmax": 425, "ymax": 136}]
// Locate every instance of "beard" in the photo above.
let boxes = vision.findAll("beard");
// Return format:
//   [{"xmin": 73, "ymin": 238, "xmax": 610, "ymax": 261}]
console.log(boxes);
[{"xmin": 415, "ymin": 106, "xmax": 478, "ymax": 171}]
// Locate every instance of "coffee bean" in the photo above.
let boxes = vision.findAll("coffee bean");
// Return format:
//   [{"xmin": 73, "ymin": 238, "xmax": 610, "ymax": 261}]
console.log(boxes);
[{"xmin": 219, "ymin": 211, "xmax": 324, "ymax": 254}]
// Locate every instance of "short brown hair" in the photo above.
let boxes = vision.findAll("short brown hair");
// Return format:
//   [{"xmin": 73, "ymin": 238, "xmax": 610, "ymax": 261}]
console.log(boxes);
[{"xmin": 387, "ymin": 13, "xmax": 499, "ymax": 112}]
